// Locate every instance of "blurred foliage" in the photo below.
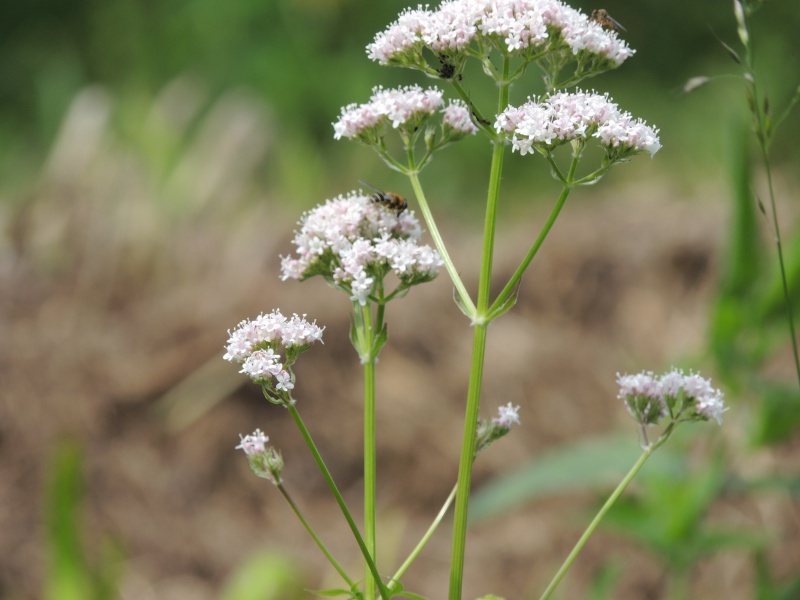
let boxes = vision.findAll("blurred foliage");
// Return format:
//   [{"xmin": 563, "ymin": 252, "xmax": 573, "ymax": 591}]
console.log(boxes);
[
  {"xmin": 220, "ymin": 551, "xmax": 304, "ymax": 600},
  {"xmin": 43, "ymin": 441, "xmax": 124, "ymax": 600},
  {"xmin": 469, "ymin": 434, "xmax": 682, "ymax": 522},
  {"xmin": 1, "ymin": 0, "xmax": 798, "ymax": 203}
]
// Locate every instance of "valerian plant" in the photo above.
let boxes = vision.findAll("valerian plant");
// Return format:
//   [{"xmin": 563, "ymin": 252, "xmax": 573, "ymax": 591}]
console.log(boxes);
[{"xmin": 222, "ymin": 2, "xmax": 726, "ymax": 599}]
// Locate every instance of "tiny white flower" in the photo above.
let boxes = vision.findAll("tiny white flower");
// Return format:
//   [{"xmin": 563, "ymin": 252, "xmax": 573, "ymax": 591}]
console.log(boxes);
[{"xmin": 236, "ymin": 429, "xmax": 269, "ymax": 456}]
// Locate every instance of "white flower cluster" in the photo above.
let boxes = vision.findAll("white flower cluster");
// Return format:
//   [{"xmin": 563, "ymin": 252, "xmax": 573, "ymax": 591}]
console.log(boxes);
[
  {"xmin": 334, "ymin": 85, "xmax": 444, "ymax": 140},
  {"xmin": 367, "ymin": 0, "xmax": 633, "ymax": 67},
  {"xmin": 496, "ymin": 91, "xmax": 661, "ymax": 157},
  {"xmin": 333, "ymin": 85, "xmax": 478, "ymax": 141},
  {"xmin": 617, "ymin": 368, "xmax": 727, "ymax": 426},
  {"xmin": 442, "ymin": 100, "xmax": 479, "ymax": 135},
  {"xmin": 281, "ymin": 192, "xmax": 443, "ymax": 306},
  {"xmin": 223, "ymin": 310, "xmax": 324, "ymax": 389}
]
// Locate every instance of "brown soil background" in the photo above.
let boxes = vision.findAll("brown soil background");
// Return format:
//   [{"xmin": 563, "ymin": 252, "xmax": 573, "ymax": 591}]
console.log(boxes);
[{"xmin": 2, "ymin": 90, "xmax": 798, "ymax": 600}]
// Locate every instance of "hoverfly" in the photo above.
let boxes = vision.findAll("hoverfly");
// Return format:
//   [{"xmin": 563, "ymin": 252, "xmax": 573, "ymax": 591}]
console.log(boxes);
[
  {"xmin": 358, "ymin": 181, "xmax": 408, "ymax": 215},
  {"xmin": 590, "ymin": 9, "xmax": 626, "ymax": 32}
]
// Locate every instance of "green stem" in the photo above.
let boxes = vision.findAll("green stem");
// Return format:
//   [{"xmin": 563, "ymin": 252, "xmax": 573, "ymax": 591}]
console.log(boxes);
[
  {"xmin": 741, "ymin": 21, "xmax": 800, "ymax": 388},
  {"xmin": 761, "ymin": 155, "xmax": 800, "ymax": 388},
  {"xmin": 276, "ymin": 483, "xmax": 356, "ymax": 588},
  {"xmin": 408, "ymin": 172, "xmax": 476, "ymax": 317},
  {"xmin": 286, "ymin": 404, "xmax": 390, "ymax": 600},
  {"xmin": 387, "ymin": 484, "xmax": 458, "ymax": 594},
  {"xmin": 489, "ymin": 154, "xmax": 578, "ymax": 315},
  {"xmin": 361, "ymin": 304, "xmax": 378, "ymax": 600},
  {"xmin": 538, "ymin": 445, "xmax": 654, "ymax": 600},
  {"xmin": 448, "ymin": 56, "xmax": 510, "ymax": 600}
]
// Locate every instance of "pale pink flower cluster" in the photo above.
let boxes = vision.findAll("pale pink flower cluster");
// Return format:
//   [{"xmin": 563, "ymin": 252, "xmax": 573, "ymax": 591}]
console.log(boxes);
[
  {"xmin": 236, "ymin": 428, "xmax": 269, "ymax": 456},
  {"xmin": 442, "ymin": 100, "xmax": 478, "ymax": 135},
  {"xmin": 236, "ymin": 428, "xmax": 284, "ymax": 484},
  {"xmin": 281, "ymin": 192, "xmax": 443, "ymax": 305},
  {"xmin": 617, "ymin": 368, "xmax": 727, "ymax": 425},
  {"xmin": 334, "ymin": 85, "xmax": 444, "ymax": 140},
  {"xmin": 493, "ymin": 402, "xmax": 522, "ymax": 428},
  {"xmin": 223, "ymin": 310, "xmax": 324, "ymax": 388},
  {"xmin": 496, "ymin": 91, "xmax": 661, "ymax": 157},
  {"xmin": 367, "ymin": 0, "xmax": 633, "ymax": 67}
]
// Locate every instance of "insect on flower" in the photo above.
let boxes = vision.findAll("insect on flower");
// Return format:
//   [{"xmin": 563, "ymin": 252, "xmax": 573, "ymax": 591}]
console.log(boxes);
[
  {"xmin": 358, "ymin": 180, "xmax": 409, "ymax": 215},
  {"xmin": 591, "ymin": 9, "xmax": 626, "ymax": 32}
]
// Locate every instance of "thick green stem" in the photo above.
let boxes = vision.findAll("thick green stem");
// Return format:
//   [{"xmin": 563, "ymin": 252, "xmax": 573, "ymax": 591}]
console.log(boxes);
[
  {"xmin": 276, "ymin": 483, "xmax": 355, "ymax": 588},
  {"xmin": 538, "ymin": 445, "xmax": 654, "ymax": 600},
  {"xmin": 361, "ymin": 305, "xmax": 379, "ymax": 600},
  {"xmin": 448, "ymin": 57, "xmax": 510, "ymax": 600},
  {"xmin": 286, "ymin": 404, "xmax": 390, "ymax": 600},
  {"xmin": 448, "ymin": 324, "xmax": 489, "ymax": 600}
]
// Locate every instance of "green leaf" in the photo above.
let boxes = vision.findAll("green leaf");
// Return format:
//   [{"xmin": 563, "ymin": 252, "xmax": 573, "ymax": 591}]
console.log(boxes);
[
  {"xmin": 587, "ymin": 563, "xmax": 622, "ymax": 600},
  {"xmin": 220, "ymin": 552, "xmax": 302, "ymax": 600},
  {"xmin": 749, "ymin": 384, "xmax": 800, "ymax": 446},
  {"xmin": 469, "ymin": 434, "xmax": 681, "ymax": 523},
  {"xmin": 43, "ymin": 440, "xmax": 126, "ymax": 600},
  {"xmin": 44, "ymin": 441, "xmax": 92, "ymax": 600}
]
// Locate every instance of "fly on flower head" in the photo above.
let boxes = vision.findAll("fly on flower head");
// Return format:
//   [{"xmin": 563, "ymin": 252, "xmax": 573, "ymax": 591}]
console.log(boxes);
[
  {"xmin": 358, "ymin": 180, "xmax": 408, "ymax": 215},
  {"xmin": 591, "ymin": 9, "xmax": 626, "ymax": 32}
]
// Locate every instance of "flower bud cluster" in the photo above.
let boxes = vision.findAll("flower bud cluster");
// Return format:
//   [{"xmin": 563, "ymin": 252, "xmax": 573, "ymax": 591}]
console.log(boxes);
[
  {"xmin": 281, "ymin": 192, "xmax": 443, "ymax": 306},
  {"xmin": 334, "ymin": 85, "xmax": 477, "ymax": 144},
  {"xmin": 223, "ymin": 309, "xmax": 324, "ymax": 392},
  {"xmin": 617, "ymin": 368, "xmax": 727, "ymax": 427},
  {"xmin": 496, "ymin": 91, "xmax": 661, "ymax": 159},
  {"xmin": 236, "ymin": 429, "xmax": 284, "ymax": 485},
  {"xmin": 475, "ymin": 402, "xmax": 521, "ymax": 456},
  {"xmin": 367, "ymin": 0, "xmax": 633, "ymax": 71}
]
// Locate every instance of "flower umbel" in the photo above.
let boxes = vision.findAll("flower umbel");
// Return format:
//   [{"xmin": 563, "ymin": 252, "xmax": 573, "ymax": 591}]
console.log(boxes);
[
  {"xmin": 496, "ymin": 91, "xmax": 661, "ymax": 162},
  {"xmin": 223, "ymin": 309, "xmax": 324, "ymax": 399},
  {"xmin": 280, "ymin": 192, "xmax": 443, "ymax": 306},
  {"xmin": 334, "ymin": 85, "xmax": 445, "ymax": 142},
  {"xmin": 617, "ymin": 368, "xmax": 727, "ymax": 429},
  {"xmin": 367, "ymin": 0, "xmax": 634, "ymax": 82}
]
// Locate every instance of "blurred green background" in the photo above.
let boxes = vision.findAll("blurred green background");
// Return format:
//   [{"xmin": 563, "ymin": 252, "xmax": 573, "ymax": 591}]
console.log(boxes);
[{"xmin": 2, "ymin": 0, "xmax": 798, "ymax": 202}]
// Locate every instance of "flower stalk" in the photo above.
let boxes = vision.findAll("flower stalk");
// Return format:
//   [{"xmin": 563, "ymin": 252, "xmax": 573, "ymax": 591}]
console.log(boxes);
[
  {"xmin": 448, "ymin": 57, "xmax": 511, "ymax": 600},
  {"xmin": 286, "ymin": 403, "xmax": 391, "ymax": 600}
]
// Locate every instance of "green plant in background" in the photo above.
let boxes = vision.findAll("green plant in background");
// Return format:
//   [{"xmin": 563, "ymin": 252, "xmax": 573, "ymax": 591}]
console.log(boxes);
[
  {"xmin": 704, "ymin": 0, "xmax": 800, "ymax": 443},
  {"xmin": 43, "ymin": 441, "xmax": 124, "ymax": 600},
  {"xmin": 220, "ymin": 2, "xmax": 729, "ymax": 599},
  {"xmin": 220, "ymin": 551, "xmax": 305, "ymax": 600}
]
